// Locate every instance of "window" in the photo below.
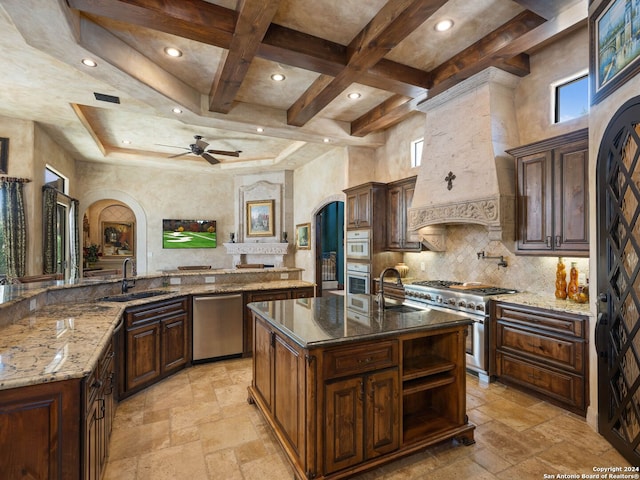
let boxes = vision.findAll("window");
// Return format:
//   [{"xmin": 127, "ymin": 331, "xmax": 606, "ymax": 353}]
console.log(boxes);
[
  {"xmin": 411, "ymin": 138, "xmax": 424, "ymax": 168},
  {"xmin": 0, "ymin": 193, "xmax": 5, "ymax": 277},
  {"xmin": 553, "ymin": 72, "xmax": 588, "ymax": 123}
]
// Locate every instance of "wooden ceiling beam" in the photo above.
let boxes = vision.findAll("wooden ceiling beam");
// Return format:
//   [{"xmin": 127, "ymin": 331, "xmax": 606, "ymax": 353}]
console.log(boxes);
[
  {"xmin": 351, "ymin": 94, "xmax": 416, "ymax": 137},
  {"xmin": 66, "ymin": 0, "xmax": 236, "ymax": 47},
  {"xmin": 208, "ymin": 0, "xmax": 281, "ymax": 114},
  {"xmin": 287, "ymin": 0, "xmax": 447, "ymax": 127}
]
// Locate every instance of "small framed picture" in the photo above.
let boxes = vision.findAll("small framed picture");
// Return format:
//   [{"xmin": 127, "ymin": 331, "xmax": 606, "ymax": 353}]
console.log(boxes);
[
  {"xmin": 246, "ymin": 200, "xmax": 275, "ymax": 237},
  {"xmin": 296, "ymin": 223, "xmax": 311, "ymax": 249},
  {"xmin": 0, "ymin": 138, "xmax": 8, "ymax": 174}
]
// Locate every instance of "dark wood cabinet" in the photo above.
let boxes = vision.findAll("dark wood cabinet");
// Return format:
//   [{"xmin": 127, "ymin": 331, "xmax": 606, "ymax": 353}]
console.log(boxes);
[
  {"xmin": 84, "ymin": 338, "xmax": 116, "ymax": 480},
  {"xmin": 492, "ymin": 301, "xmax": 588, "ymax": 416},
  {"xmin": 243, "ymin": 286, "xmax": 315, "ymax": 355},
  {"xmin": 344, "ymin": 182, "xmax": 387, "ymax": 231},
  {"xmin": 386, "ymin": 176, "xmax": 421, "ymax": 251},
  {"xmin": 0, "ymin": 379, "xmax": 82, "ymax": 480},
  {"xmin": 509, "ymin": 129, "xmax": 589, "ymax": 256},
  {"xmin": 121, "ymin": 297, "xmax": 190, "ymax": 397}
]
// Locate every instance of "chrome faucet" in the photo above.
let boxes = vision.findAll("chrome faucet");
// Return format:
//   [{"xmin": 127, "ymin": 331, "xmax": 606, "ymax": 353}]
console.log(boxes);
[
  {"xmin": 121, "ymin": 257, "xmax": 136, "ymax": 294},
  {"xmin": 377, "ymin": 267, "xmax": 403, "ymax": 312}
]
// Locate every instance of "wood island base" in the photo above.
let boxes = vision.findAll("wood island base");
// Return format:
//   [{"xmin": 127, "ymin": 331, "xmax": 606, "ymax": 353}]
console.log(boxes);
[{"xmin": 247, "ymin": 304, "xmax": 476, "ymax": 480}]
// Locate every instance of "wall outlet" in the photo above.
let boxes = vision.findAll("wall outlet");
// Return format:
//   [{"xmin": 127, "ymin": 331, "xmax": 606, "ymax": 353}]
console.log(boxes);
[
  {"xmin": 280, "ymin": 273, "xmax": 289, "ymax": 279},
  {"xmin": 420, "ymin": 262, "xmax": 426, "ymax": 271},
  {"xmin": 205, "ymin": 276, "xmax": 216, "ymax": 283},
  {"xmin": 29, "ymin": 299, "xmax": 37, "ymax": 311},
  {"xmin": 170, "ymin": 277, "xmax": 181, "ymax": 285}
]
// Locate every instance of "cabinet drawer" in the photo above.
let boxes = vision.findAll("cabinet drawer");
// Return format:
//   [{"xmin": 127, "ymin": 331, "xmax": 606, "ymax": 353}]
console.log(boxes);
[
  {"xmin": 495, "ymin": 303, "xmax": 585, "ymax": 338},
  {"xmin": 324, "ymin": 340, "xmax": 398, "ymax": 379},
  {"xmin": 496, "ymin": 352, "xmax": 585, "ymax": 412},
  {"xmin": 496, "ymin": 322, "xmax": 584, "ymax": 373},
  {"xmin": 126, "ymin": 298, "xmax": 187, "ymax": 327}
]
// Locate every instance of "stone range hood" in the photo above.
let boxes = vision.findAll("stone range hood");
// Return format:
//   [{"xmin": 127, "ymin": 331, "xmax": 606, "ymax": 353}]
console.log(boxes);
[{"xmin": 408, "ymin": 68, "xmax": 520, "ymax": 251}]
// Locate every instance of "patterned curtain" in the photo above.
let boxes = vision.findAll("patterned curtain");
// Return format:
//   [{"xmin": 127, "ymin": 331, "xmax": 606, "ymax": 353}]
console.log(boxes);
[
  {"xmin": 42, "ymin": 186, "xmax": 57, "ymax": 274},
  {"xmin": 69, "ymin": 199, "xmax": 80, "ymax": 280},
  {"xmin": 0, "ymin": 178, "xmax": 28, "ymax": 280}
]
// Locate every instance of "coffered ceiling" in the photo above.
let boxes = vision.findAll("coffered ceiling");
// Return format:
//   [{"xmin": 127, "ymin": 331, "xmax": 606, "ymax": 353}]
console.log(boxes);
[{"xmin": 0, "ymin": 0, "xmax": 586, "ymax": 172}]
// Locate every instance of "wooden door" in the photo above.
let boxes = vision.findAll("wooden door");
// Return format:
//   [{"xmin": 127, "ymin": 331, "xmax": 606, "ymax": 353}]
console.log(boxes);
[
  {"xmin": 324, "ymin": 377, "xmax": 364, "ymax": 474},
  {"xmin": 554, "ymin": 139, "xmax": 589, "ymax": 252},
  {"xmin": 365, "ymin": 368, "xmax": 399, "ymax": 458},
  {"xmin": 517, "ymin": 150, "xmax": 553, "ymax": 251},
  {"xmin": 126, "ymin": 322, "xmax": 161, "ymax": 391},
  {"xmin": 596, "ymin": 97, "xmax": 640, "ymax": 465}
]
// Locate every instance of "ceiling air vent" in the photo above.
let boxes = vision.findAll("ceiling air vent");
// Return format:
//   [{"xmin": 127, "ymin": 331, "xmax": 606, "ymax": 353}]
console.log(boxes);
[{"xmin": 94, "ymin": 92, "xmax": 120, "ymax": 104}]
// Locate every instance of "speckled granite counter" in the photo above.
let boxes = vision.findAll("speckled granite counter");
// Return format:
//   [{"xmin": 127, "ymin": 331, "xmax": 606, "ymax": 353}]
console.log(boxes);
[
  {"xmin": 492, "ymin": 291, "xmax": 592, "ymax": 316},
  {"xmin": 0, "ymin": 275, "xmax": 313, "ymax": 392},
  {"xmin": 247, "ymin": 294, "xmax": 472, "ymax": 348}
]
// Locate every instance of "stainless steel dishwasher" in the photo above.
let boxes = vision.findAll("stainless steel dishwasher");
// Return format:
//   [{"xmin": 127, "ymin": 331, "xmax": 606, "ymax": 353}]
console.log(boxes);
[{"xmin": 192, "ymin": 294, "xmax": 243, "ymax": 361}]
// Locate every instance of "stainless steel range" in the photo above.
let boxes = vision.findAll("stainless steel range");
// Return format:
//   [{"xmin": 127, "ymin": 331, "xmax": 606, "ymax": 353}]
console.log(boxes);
[{"xmin": 404, "ymin": 280, "xmax": 517, "ymax": 382}]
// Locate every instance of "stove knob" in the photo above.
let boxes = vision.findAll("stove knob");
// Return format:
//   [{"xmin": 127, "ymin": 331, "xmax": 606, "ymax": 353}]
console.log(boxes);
[
  {"xmin": 436, "ymin": 295, "xmax": 443, "ymax": 303},
  {"xmin": 467, "ymin": 302, "xmax": 475, "ymax": 310},
  {"xmin": 425, "ymin": 294, "xmax": 432, "ymax": 301},
  {"xmin": 447, "ymin": 298, "xmax": 456, "ymax": 306},
  {"xmin": 476, "ymin": 304, "xmax": 485, "ymax": 312},
  {"xmin": 458, "ymin": 300, "xmax": 466, "ymax": 308}
]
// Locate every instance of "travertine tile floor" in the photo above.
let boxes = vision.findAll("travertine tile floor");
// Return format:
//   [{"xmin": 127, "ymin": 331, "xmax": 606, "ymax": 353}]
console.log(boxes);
[{"xmin": 104, "ymin": 357, "xmax": 631, "ymax": 480}]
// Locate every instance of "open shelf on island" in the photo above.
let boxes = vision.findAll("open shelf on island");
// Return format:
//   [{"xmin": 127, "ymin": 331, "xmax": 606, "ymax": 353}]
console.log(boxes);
[
  {"xmin": 403, "ymin": 372, "xmax": 455, "ymax": 396},
  {"xmin": 403, "ymin": 353, "xmax": 455, "ymax": 381},
  {"xmin": 402, "ymin": 408, "xmax": 458, "ymax": 445}
]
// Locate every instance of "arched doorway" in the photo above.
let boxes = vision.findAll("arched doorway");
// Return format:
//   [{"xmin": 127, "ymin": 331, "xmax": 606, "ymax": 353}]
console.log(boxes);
[
  {"xmin": 596, "ymin": 96, "xmax": 640, "ymax": 465},
  {"xmin": 314, "ymin": 201, "xmax": 344, "ymax": 297}
]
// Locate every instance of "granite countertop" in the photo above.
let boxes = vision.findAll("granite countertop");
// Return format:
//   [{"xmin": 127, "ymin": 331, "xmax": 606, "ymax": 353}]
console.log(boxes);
[
  {"xmin": 247, "ymin": 294, "xmax": 472, "ymax": 349},
  {"xmin": 493, "ymin": 291, "xmax": 592, "ymax": 316},
  {"xmin": 0, "ymin": 279, "xmax": 313, "ymax": 392}
]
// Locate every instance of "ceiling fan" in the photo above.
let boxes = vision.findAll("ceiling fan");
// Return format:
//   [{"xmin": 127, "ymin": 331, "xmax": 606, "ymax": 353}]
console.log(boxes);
[{"xmin": 160, "ymin": 135, "xmax": 241, "ymax": 165}]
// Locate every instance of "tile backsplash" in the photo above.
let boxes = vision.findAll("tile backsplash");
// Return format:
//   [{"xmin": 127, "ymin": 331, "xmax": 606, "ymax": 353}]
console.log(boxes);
[{"xmin": 401, "ymin": 224, "xmax": 589, "ymax": 297}]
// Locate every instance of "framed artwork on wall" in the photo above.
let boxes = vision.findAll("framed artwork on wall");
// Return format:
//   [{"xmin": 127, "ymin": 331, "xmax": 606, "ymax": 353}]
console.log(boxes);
[
  {"xmin": 296, "ymin": 223, "xmax": 311, "ymax": 249},
  {"xmin": 246, "ymin": 200, "xmax": 275, "ymax": 237},
  {"xmin": 102, "ymin": 222, "xmax": 134, "ymax": 257},
  {"xmin": 0, "ymin": 137, "xmax": 8, "ymax": 174},
  {"xmin": 590, "ymin": 0, "xmax": 640, "ymax": 104}
]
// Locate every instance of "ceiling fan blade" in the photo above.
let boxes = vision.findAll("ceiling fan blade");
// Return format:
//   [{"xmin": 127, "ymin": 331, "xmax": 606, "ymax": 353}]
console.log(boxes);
[
  {"xmin": 155, "ymin": 144, "xmax": 187, "ymax": 149},
  {"xmin": 206, "ymin": 149, "xmax": 241, "ymax": 157},
  {"xmin": 195, "ymin": 138, "xmax": 209, "ymax": 150},
  {"xmin": 168, "ymin": 152, "xmax": 191, "ymax": 158},
  {"xmin": 202, "ymin": 153, "xmax": 220, "ymax": 165}
]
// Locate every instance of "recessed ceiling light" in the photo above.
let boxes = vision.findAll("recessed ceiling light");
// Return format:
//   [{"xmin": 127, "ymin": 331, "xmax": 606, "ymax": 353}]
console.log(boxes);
[
  {"xmin": 270, "ymin": 73, "xmax": 285, "ymax": 81},
  {"xmin": 122, "ymin": 140, "xmax": 131, "ymax": 145},
  {"xmin": 164, "ymin": 47, "xmax": 182, "ymax": 57},
  {"xmin": 435, "ymin": 19, "xmax": 454, "ymax": 32},
  {"xmin": 347, "ymin": 92, "xmax": 361, "ymax": 100},
  {"xmin": 82, "ymin": 58, "xmax": 97, "ymax": 67},
  {"xmin": 256, "ymin": 127, "xmax": 264, "ymax": 133},
  {"xmin": 323, "ymin": 138, "xmax": 330, "ymax": 143},
  {"xmin": 172, "ymin": 107, "xmax": 183, "ymax": 114}
]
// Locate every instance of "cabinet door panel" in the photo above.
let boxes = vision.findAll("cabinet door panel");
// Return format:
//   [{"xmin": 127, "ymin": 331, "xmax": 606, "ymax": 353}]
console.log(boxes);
[
  {"xmin": 517, "ymin": 151, "xmax": 553, "ymax": 251},
  {"xmin": 555, "ymin": 141, "xmax": 589, "ymax": 251},
  {"xmin": 253, "ymin": 315, "xmax": 273, "ymax": 409},
  {"xmin": 356, "ymin": 190, "xmax": 371, "ymax": 227},
  {"xmin": 273, "ymin": 335, "xmax": 305, "ymax": 459},
  {"xmin": 346, "ymin": 192, "xmax": 360, "ymax": 228},
  {"xmin": 325, "ymin": 377, "xmax": 364, "ymax": 474},
  {"xmin": 366, "ymin": 369, "xmax": 399, "ymax": 458},
  {"xmin": 386, "ymin": 186, "xmax": 403, "ymax": 249},
  {"xmin": 126, "ymin": 322, "xmax": 161, "ymax": 391},
  {"xmin": 162, "ymin": 314, "xmax": 189, "ymax": 373}
]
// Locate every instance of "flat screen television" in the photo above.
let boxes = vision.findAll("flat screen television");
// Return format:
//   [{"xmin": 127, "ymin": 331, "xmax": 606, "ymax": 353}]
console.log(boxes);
[{"xmin": 162, "ymin": 219, "xmax": 217, "ymax": 249}]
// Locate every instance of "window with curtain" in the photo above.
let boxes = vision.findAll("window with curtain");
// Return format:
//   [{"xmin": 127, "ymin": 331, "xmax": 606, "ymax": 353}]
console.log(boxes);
[{"xmin": 0, "ymin": 177, "xmax": 28, "ymax": 281}]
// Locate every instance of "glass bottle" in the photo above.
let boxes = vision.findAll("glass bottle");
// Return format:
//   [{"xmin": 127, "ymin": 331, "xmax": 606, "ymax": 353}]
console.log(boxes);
[
  {"xmin": 555, "ymin": 257, "xmax": 567, "ymax": 299},
  {"xmin": 568, "ymin": 262, "xmax": 579, "ymax": 301}
]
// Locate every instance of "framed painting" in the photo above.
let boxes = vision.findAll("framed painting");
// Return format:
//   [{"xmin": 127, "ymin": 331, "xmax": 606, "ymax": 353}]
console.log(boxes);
[
  {"xmin": 296, "ymin": 223, "xmax": 311, "ymax": 249},
  {"xmin": 590, "ymin": 0, "xmax": 640, "ymax": 104},
  {"xmin": 102, "ymin": 222, "xmax": 134, "ymax": 257},
  {"xmin": 0, "ymin": 137, "xmax": 8, "ymax": 174},
  {"xmin": 246, "ymin": 200, "xmax": 275, "ymax": 237}
]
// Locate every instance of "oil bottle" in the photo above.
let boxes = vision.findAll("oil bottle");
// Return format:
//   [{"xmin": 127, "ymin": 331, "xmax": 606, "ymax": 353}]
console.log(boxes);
[
  {"xmin": 555, "ymin": 257, "xmax": 567, "ymax": 300},
  {"xmin": 568, "ymin": 262, "xmax": 579, "ymax": 301}
]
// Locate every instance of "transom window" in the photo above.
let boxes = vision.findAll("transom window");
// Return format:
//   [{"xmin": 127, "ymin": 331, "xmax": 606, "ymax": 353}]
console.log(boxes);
[
  {"xmin": 553, "ymin": 72, "xmax": 589, "ymax": 124},
  {"xmin": 411, "ymin": 138, "xmax": 424, "ymax": 168}
]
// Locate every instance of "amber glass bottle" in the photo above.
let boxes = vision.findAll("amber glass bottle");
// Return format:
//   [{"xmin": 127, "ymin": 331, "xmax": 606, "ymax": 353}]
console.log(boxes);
[
  {"xmin": 555, "ymin": 257, "xmax": 567, "ymax": 299},
  {"xmin": 568, "ymin": 262, "xmax": 579, "ymax": 301}
]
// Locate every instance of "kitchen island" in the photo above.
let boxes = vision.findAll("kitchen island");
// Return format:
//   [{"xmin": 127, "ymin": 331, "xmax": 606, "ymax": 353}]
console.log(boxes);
[{"xmin": 247, "ymin": 294, "xmax": 475, "ymax": 480}]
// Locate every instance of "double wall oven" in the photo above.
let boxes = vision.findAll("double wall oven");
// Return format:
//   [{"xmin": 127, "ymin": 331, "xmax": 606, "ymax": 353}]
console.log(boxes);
[
  {"xmin": 346, "ymin": 230, "xmax": 372, "ymax": 294},
  {"xmin": 404, "ymin": 280, "xmax": 516, "ymax": 382}
]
